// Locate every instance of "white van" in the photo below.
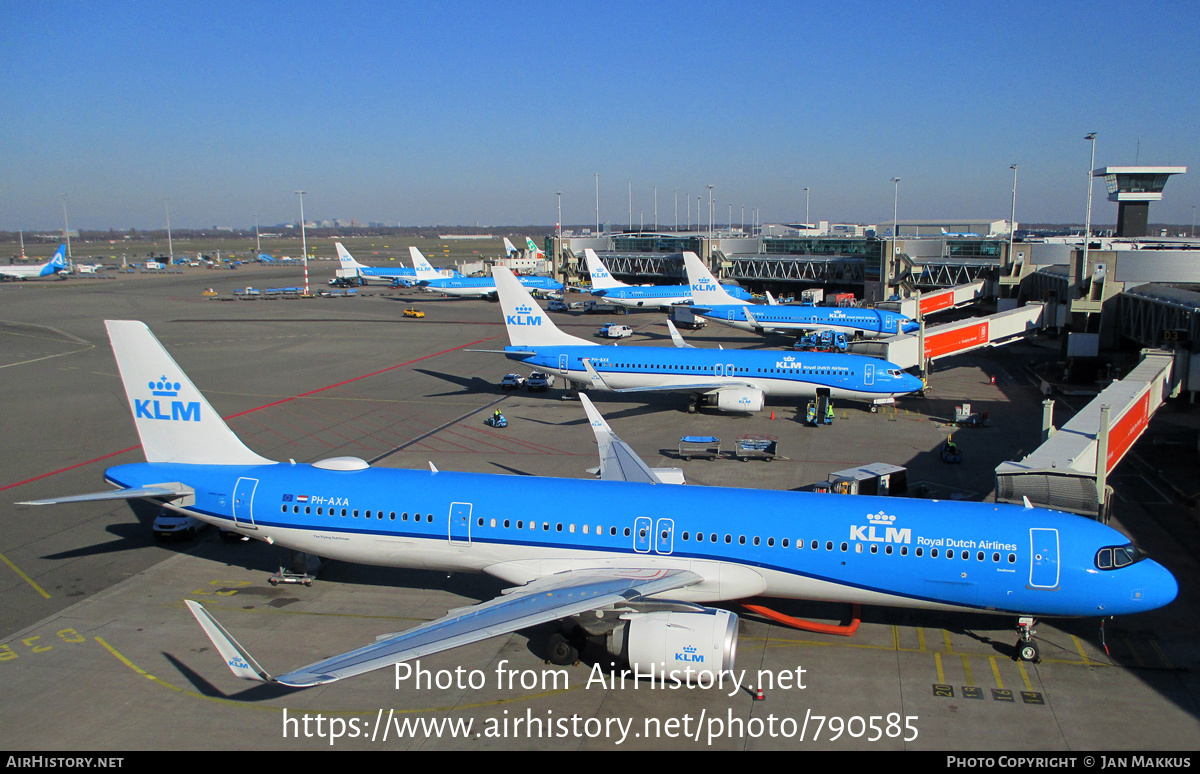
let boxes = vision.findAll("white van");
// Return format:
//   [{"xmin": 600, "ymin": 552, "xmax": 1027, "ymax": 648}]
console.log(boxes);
[{"xmin": 598, "ymin": 323, "xmax": 633, "ymax": 339}]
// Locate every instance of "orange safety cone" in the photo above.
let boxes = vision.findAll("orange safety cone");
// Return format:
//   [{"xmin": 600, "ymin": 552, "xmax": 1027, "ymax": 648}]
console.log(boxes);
[{"xmin": 770, "ymin": 411, "xmax": 775, "ymax": 420}]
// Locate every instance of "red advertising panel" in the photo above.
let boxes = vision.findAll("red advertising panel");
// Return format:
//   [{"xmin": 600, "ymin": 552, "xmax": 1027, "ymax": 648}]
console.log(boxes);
[
  {"xmin": 1106, "ymin": 391, "xmax": 1151, "ymax": 474},
  {"xmin": 920, "ymin": 291, "xmax": 955, "ymax": 315},
  {"xmin": 925, "ymin": 321, "xmax": 989, "ymax": 360}
]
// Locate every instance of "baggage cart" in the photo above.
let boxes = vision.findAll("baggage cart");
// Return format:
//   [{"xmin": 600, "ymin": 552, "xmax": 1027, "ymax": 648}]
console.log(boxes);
[{"xmin": 678, "ymin": 436, "xmax": 721, "ymax": 461}]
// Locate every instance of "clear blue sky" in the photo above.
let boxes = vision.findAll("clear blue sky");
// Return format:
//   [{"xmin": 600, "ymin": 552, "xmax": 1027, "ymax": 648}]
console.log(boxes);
[{"xmin": 3, "ymin": 0, "xmax": 1198, "ymax": 231}]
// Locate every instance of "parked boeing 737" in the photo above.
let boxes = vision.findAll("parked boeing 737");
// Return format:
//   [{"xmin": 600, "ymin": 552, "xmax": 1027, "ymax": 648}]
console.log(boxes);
[
  {"xmin": 489, "ymin": 266, "xmax": 922, "ymax": 412},
  {"xmin": 19, "ymin": 320, "xmax": 1177, "ymax": 686},
  {"xmin": 584, "ymin": 249, "xmax": 751, "ymax": 308},
  {"xmin": 415, "ymin": 248, "xmax": 562, "ymax": 298},
  {"xmin": 0, "ymin": 245, "xmax": 68, "ymax": 281},
  {"xmin": 335, "ymin": 242, "xmax": 416, "ymax": 285},
  {"xmin": 683, "ymin": 253, "xmax": 918, "ymax": 338}
]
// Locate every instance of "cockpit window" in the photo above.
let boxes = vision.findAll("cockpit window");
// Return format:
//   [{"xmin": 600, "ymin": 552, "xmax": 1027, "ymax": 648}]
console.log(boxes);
[{"xmin": 1095, "ymin": 542, "xmax": 1145, "ymax": 570}]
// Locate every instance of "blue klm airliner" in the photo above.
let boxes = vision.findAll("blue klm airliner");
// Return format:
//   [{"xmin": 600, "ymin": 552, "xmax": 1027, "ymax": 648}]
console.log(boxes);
[
  {"xmin": 490, "ymin": 266, "xmax": 922, "ymax": 412},
  {"xmin": 412, "ymin": 247, "xmax": 563, "ymax": 298},
  {"xmin": 584, "ymin": 249, "xmax": 752, "ymax": 309},
  {"xmin": 0, "ymin": 244, "xmax": 69, "ymax": 281},
  {"xmin": 19, "ymin": 320, "xmax": 1177, "ymax": 685},
  {"xmin": 683, "ymin": 253, "xmax": 919, "ymax": 338}
]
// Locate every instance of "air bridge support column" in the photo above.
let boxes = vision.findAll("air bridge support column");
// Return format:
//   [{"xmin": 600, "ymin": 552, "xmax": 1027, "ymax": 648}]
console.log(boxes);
[
  {"xmin": 1042, "ymin": 399, "xmax": 1055, "ymax": 443},
  {"xmin": 1096, "ymin": 404, "xmax": 1110, "ymax": 523}
]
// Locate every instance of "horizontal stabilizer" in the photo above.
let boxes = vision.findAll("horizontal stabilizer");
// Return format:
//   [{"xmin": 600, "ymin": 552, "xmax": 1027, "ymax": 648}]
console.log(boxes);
[{"xmin": 18, "ymin": 484, "xmax": 192, "ymax": 506}]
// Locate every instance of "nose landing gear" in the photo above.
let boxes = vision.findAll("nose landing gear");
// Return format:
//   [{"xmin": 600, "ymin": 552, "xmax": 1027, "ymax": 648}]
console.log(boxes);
[{"xmin": 1015, "ymin": 616, "xmax": 1040, "ymax": 662}]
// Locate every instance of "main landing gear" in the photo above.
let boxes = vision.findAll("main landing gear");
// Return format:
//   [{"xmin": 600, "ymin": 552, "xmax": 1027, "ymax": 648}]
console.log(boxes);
[{"xmin": 1015, "ymin": 616, "xmax": 1040, "ymax": 662}]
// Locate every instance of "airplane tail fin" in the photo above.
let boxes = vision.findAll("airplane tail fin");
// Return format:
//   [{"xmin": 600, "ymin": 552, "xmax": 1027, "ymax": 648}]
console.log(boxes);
[
  {"xmin": 503, "ymin": 237, "xmax": 517, "ymax": 257},
  {"xmin": 106, "ymin": 320, "xmax": 274, "ymax": 466},
  {"xmin": 583, "ymin": 249, "xmax": 627, "ymax": 290},
  {"xmin": 682, "ymin": 252, "xmax": 746, "ymax": 307},
  {"xmin": 492, "ymin": 267, "xmax": 591, "ymax": 348},
  {"xmin": 525, "ymin": 237, "xmax": 545, "ymax": 259},
  {"xmin": 50, "ymin": 245, "xmax": 67, "ymax": 268},
  {"xmin": 408, "ymin": 247, "xmax": 444, "ymax": 281},
  {"xmin": 335, "ymin": 242, "xmax": 364, "ymax": 271}
]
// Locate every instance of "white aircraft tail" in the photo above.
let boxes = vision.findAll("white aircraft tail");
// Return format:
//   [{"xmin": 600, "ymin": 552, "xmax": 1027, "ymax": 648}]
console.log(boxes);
[
  {"xmin": 503, "ymin": 237, "xmax": 518, "ymax": 257},
  {"xmin": 682, "ymin": 252, "xmax": 747, "ymax": 307},
  {"xmin": 408, "ymin": 247, "xmax": 444, "ymax": 282},
  {"xmin": 583, "ymin": 249, "xmax": 627, "ymax": 290},
  {"xmin": 106, "ymin": 320, "xmax": 274, "ymax": 466},
  {"xmin": 335, "ymin": 242, "xmax": 365, "ymax": 271},
  {"xmin": 525, "ymin": 237, "xmax": 545, "ymax": 259},
  {"xmin": 493, "ymin": 267, "xmax": 591, "ymax": 348}
]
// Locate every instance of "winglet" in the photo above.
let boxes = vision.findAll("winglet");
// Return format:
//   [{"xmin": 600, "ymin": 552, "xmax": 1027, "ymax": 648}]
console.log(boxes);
[
  {"xmin": 743, "ymin": 307, "xmax": 766, "ymax": 332},
  {"xmin": 765, "ymin": 291, "xmax": 778, "ymax": 306},
  {"xmin": 665, "ymin": 319, "xmax": 695, "ymax": 349},
  {"xmin": 581, "ymin": 359, "xmax": 614, "ymax": 392},
  {"xmin": 185, "ymin": 600, "xmax": 275, "ymax": 683},
  {"xmin": 579, "ymin": 393, "xmax": 667, "ymax": 484}
]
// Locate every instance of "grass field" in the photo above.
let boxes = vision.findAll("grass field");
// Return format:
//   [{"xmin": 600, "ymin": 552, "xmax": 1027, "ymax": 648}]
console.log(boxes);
[{"xmin": 6, "ymin": 234, "xmax": 528, "ymax": 268}]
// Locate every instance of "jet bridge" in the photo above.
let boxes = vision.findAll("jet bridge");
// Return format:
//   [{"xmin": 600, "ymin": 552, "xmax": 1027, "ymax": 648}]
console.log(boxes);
[
  {"xmin": 995, "ymin": 351, "xmax": 1175, "ymax": 518},
  {"xmin": 851, "ymin": 303, "xmax": 1045, "ymax": 370},
  {"xmin": 878, "ymin": 280, "xmax": 986, "ymax": 319}
]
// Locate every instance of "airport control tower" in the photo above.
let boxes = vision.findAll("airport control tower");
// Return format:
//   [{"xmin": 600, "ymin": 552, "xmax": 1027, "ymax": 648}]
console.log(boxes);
[{"xmin": 1094, "ymin": 165, "xmax": 1186, "ymax": 237}]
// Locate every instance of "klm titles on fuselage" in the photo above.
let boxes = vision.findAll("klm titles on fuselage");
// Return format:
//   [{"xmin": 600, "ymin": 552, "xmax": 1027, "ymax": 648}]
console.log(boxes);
[{"xmin": 136, "ymin": 376, "xmax": 200, "ymax": 422}]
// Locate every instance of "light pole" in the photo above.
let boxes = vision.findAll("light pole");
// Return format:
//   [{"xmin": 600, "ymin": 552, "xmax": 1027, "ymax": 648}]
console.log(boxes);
[
  {"xmin": 804, "ymin": 187, "xmax": 810, "ymax": 228},
  {"xmin": 556, "ymin": 191, "xmax": 562, "ymax": 240},
  {"xmin": 1008, "ymin": 164, "xmax": 1018, "ymax": 267},
  {"xmin": 674, "ymin": 188, "xmax": 678, "ymax": 232},
  {"xmin": 61, "ymin": 194, "xmax": 71, "ymax": 259},
  {"xmin": 890, "ymin": 177, "xmax": 901, "ymax": 262},
  {"xmin": 707, "ymin": 185, "xmax": 713, "ymax": 241},
  {"xmin": 594, "ymin": 173, "xmax": 599, "ymax": 234},
  {"xmin": 628, "ymin": 180, "xmax": 632, "ymax": 232},
  {"xmin": 1083, "ymin": 133, "xmax": 1097, "ymax": 285},
  {"xmin": 653, "ymin": 186, "xmax": 657, "ymax": 231},
  {"xmin": 296, "ymin": 190, "xmax": 308, "ymax": 295},
  {"xmin": 165, "ymin": 197, "xmax": 173, "ymax": 262}
]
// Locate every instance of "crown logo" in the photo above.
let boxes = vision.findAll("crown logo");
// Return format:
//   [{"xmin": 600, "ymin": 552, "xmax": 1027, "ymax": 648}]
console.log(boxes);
[
  {"xmin": 149, "ymin": 376, "xmax": 181, "ymax": 397},
  {"xmin": 516, "ymin": 304, "xmax": 533, "ymax": 314},
  {"xmin": 683, "ymin": 645, "xmax": 697, "ymax": 653},
  {"xmin": 867, "ymin": 511, "xmax": 895, "ymax": 525}
]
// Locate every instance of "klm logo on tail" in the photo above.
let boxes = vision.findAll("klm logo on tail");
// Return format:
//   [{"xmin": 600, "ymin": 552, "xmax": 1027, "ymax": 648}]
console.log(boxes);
[
  {"xmin": 507, "ymin": 304, "xmax": 542, "ymax": 327},
  {"xmin": 692, "ymin": 283, "xmax": 718, "ymax": 292},
  {"xmin": 135, "ymin": 375, "xmax": 201, "ymax": 422}
]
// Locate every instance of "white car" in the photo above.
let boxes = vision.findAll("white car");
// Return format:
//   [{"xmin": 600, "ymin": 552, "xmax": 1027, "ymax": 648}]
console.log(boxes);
[
  {"xmin": 500, "ymin": 373, "xmax": 525, "ymax": 390},
  {"xmin": 598, "ymin": 323, "xmax": 633, "ymax": 339},
  {"xmin": 153, "ymin": 507, "xmax": 203, "ymax": 539},
  {"xmin": 527, "ymin": 372, "xmax": 553, "ymax": 391}
]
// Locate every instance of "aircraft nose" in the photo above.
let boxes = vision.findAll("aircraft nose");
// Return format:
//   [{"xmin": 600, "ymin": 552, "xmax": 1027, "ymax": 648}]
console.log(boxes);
[
  {"xmin": 901, "ymin": 319, "xmax": 920, "ymax": 334},
  {"xmin": 1140, "ymin": 559, "xmax": 1179, "ymax": 610}
]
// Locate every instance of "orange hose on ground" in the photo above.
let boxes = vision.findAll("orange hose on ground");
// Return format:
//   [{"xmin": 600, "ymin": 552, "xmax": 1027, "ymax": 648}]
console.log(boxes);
[{"xmin": 742, "ymin": 603, "xmax": 861, "ymax": 636}]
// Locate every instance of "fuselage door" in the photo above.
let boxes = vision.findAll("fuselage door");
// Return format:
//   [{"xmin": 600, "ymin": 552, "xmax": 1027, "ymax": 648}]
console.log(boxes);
[
  {"xmin": 633, "ymin": 516, "xmax": 652, "ymax": 553},
  {"xmin": 1028, "ymin": 528, "xmax": 1060, "ymax": 589},
  {"xmin": 884, "ymin": 312, "xmax": 896, "ymax": 332},
  {"xmin": 232, "ymin": 477, "xmax": 259, "ymax": 529},
  {"xmin": 558, "ymin": 353, "xmax": 569, "ymax": 376},
  {"xmin": 654, "ymin": 518, "xmax": 675, "ymax": 555},
  {"xmin": 449, "ymin": 502, "xmax": 472, "ymax": 546},
  {"xmin": 864, "ymin": 363, "xmax": 875, "ymax": 386}
]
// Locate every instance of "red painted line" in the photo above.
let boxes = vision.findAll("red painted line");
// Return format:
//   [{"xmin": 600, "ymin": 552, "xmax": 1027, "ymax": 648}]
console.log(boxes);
[{"xmin": 1, "ymin": 338, "xmax": 494, "ymax": 493}]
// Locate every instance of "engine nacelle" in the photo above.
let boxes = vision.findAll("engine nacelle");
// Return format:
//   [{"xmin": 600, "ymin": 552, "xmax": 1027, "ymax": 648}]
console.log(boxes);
[
  {"xmin": 607, "ymin": 609, "xmax": 738, "ymax": 681},
  {"xmin": 714, "ymin": 388, "xmax": 764, "ymax": 413}
]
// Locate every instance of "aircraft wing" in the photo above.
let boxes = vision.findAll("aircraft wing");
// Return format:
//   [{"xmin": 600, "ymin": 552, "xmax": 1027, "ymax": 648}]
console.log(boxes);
[
  {"xmin": 581, "ymin": 359, "xmax": 747, "ymax": 395},
  {"xmin": 187, "ymin": 567, "xmax": 701, "ymax": 688},
  {"xmin": 17, "ymin": 484, "xmax": 193, "ymax": 506}
]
